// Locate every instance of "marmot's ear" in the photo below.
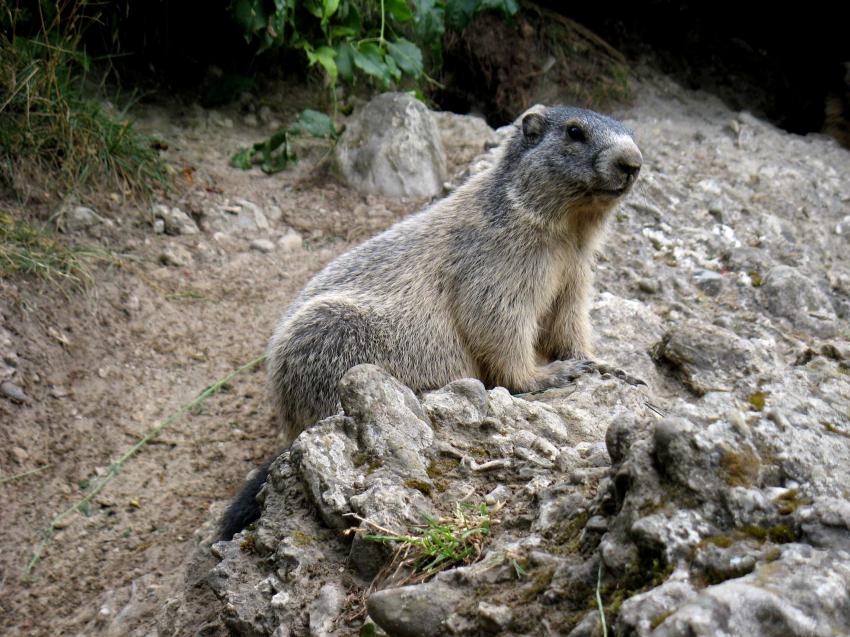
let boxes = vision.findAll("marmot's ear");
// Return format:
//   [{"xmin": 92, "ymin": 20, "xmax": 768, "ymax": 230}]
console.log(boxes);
[{"xmin": 522, "ymin": 112, "xmax": 546, "ymax": 145}]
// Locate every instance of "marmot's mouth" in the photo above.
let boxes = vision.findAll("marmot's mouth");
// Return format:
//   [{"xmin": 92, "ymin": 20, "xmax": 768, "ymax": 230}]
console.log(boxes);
[{"xmin": 593, "ymin": 185, "xmax": 631, "ymax": 197}]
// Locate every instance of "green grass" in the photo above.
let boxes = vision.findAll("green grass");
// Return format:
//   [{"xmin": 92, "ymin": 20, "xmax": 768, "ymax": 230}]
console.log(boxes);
[
  {"xmin": 0, "ymin": 211, "xmax": 104, "ymax": 286},
  {"xmin": 363, "ymin": 502, "xmax": 497, "ymax": 577},
  {"xmin": 0, "ymin": 17, "xmax": 166, "ymax": 200}
]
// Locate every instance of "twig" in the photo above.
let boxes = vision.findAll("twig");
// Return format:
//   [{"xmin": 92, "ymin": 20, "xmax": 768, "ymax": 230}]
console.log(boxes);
[
  {"xmin": 596, "ymin": 561, "xmax": 608, "ymax": 637},
  {"xmin": 24, "ymin": 354, "xmax": 266, "ymax": 576},
  {"xmin": 0, "ymin": 464, "xmax": 51, "ymax": 485}
]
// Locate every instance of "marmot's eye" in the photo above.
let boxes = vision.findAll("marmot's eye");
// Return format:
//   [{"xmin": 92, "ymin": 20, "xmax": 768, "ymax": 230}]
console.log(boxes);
[{"xmin": 567, "ymin": 125, "xmax": 586, "ymax": 142}]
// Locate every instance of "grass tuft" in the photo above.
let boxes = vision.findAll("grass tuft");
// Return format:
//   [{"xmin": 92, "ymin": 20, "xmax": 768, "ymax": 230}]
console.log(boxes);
[
  {"xmin": 0, "ymin": 6, "xmax": 166, "ymax": 201},
  {"xmin": 353, "ymin": 501, "xmax": 501, "ymax": 583},
  {"xmin": 0, "ymin": 211, "xmax": 108, "ymax": 286}
]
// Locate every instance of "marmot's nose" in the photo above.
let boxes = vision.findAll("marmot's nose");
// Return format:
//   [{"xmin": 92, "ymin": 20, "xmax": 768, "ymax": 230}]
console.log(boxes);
[
  {"xmin": 614, "ymin": 145, "xmax": 642, "ymax": 180},
  {"xmin": 617, "ymin": 159, "xmax": 641, "ymax": 179}
]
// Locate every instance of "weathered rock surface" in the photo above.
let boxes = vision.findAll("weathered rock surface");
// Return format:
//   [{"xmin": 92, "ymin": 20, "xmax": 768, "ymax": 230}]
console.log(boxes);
[
  {"xmin": 334, "ymin": 93, "xmax": 447, "ymax": 199},
  {"xmin": 153, "ymin": 204, "xmax": 200, "ymax": 236},
  {"xmin": 160, "ymin": 74, "xmax": 850, "ymax": 636}
]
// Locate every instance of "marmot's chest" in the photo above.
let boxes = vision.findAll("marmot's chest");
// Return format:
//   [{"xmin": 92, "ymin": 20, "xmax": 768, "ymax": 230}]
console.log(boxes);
[{"xmin": 536, "ymin": 246, "xmax": 587, "ymax": 310}]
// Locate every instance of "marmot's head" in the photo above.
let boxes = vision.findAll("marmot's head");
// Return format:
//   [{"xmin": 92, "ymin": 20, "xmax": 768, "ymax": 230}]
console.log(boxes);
[{"xmin": 502, "ymin": 105, "xmax": 642, "ymax": 224}]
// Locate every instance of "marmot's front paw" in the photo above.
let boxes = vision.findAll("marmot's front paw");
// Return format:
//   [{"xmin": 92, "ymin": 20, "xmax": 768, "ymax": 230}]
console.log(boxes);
[{"xmin": 537, "ymin": 359, "xmax": 598, "ymax": 389}]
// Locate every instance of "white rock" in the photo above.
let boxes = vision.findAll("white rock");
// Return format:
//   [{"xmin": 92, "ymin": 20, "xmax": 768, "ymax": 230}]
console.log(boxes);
[
  {"xmin": 250, "ymin": 239, "xmax": 275, "ymax": 253},
  {"xmin": 278, "ymin": 230, "xmax": 303, "ymax": 252}
]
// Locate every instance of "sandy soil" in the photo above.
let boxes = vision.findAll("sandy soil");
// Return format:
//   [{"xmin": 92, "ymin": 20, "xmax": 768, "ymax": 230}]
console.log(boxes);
[{"xmin": 0, "ymin": 91, "xmax": 414, "ymax": 636}]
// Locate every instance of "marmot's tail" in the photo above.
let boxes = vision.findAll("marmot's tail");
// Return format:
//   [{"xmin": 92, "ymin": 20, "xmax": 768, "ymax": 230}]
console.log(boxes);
[{"xmin": 217, "ymin": 452, "xmax": 281, "ymax": 541}]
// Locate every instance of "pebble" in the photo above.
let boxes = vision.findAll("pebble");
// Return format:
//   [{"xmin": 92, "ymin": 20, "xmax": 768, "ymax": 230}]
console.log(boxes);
[
  {"xmin": 1, "ymin": 380, "xmax": 30, "ymax": 403},
  {"xmin": 159, "ymin": 245, "xmax": 193, "ymax": 267},
  {"xmin": 250, "ymin": 238, "xmax": 275, "ymax": 253},
  {"xmin": 278, "ymin": 230, "xmax": 303, "ymax": 252}
]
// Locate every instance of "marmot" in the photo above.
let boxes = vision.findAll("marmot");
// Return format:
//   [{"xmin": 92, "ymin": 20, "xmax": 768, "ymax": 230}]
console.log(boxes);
[{"xmin": 220, "ymin": 105, "xmax": 642, "ymax": 539}]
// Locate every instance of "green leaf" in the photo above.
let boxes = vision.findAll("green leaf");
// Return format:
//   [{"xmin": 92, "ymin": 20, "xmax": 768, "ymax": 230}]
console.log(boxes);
[
  {"xmin": 292, "ymin": 109, "xmax": 337, "ymax": 138},
  {"xmin": 385, "ymin": 0, "xmax": 414, "ymax": 22},
  {"xmin": 230, "ymin": 147, "xmax": 255, "ymax": 170},
  {"xmin": 445, "ymin": 0, "xmax": 477, "ymax": 30},
  {"xmin": 410, "ymin": 0, "xmax": 446, "ymax": 47},
  {"xmin": 383, "ymin": 53, "xmax": 402, "ymax": 82},
  {"xmin": 335, "ymin": 41, "xmax": 355, "ymax": 81},
  {"xmin": 322, "ymin": 0, "xmax": 340, "ymax": 20},
  {"xmin": 303, "ymin": 0, "xmax": 323, "ymax": 18},
  {"xmin": 265, "ymin": 129, "xmax": 289, "ymax": 151},
  {"xmin": 231, "ymin": 0, "xmax": 267, "ymax": 33},
  {"xmin": 386, "ymin": 38, "xmax": 423, "ymax": 78},
  {"xmin": 306, "ymin": 45, "xmax": 338, "ymax": 83},
  {"xmin": 352, "ymin": 42, "xmax": 391, "ymax": 84},
  {"xmin": 359, "ymin": 623, "xmax": 378, "ymax": 637},
  {"xmin": 330, "ymin": 24, "xmax": 357, "ymax": 38}
]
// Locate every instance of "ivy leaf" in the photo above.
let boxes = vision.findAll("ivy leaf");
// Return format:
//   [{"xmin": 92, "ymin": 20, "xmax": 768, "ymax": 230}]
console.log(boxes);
[
  {"xmin": 292, "ymin": 109, "xmax": 337, "ymax": 138},
  {"xmin": 306, "ymin": 45, "xmax": 338, "ymax": 83},
  {"xmin": 445, "ymin": 0, "xmax": 477, "ymax": 31},
  {"xmin": 353, "ymin": 42, "xmax": 392, "ymax": 84},
  {"xmin": 385, "ymin": 0, "xmax": 414, "ymax": 22},
  {"xmin": 335, "ymin": 41, "xmax": 355, "ymax": 81},
  {"xmin": 386, "ymin": 38, "xmax": 423, "ymax": 78}
]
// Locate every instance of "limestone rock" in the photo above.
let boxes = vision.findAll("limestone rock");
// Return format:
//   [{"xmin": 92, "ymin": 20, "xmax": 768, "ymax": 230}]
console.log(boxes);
[{"xmin": 334, "ymin": 93, "xmax": 447, "ymax": 199}]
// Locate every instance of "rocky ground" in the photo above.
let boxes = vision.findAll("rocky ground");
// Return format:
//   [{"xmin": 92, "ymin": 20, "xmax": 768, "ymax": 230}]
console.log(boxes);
[{"xmin": 1, "ymin": 68, "xmax": 849, "ymax": 636}]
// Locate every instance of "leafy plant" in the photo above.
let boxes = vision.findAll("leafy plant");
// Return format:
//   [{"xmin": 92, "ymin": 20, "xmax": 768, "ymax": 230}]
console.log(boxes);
[
  {"xmin": 230, "ymin": 0, "xmax": 519, "ymax": 92},
  {"xmin": 230, "ymin": 108, "xmax": 337, "ymax": 174}
]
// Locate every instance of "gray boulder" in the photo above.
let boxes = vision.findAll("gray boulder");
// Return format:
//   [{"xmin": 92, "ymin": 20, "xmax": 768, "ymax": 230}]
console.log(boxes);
[{"xmin": 335, "ymin": 93, "xmax": 447, "ymax": 199}]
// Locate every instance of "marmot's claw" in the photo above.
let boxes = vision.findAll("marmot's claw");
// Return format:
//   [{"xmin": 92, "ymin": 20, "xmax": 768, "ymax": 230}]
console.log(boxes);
[
  {"xmin": 595, "ymin": 362, "xmax": 647, "ymax": 387},
  {"xmin": 575, "ymin": 359, "xmax": 598, "ymax": 374}
]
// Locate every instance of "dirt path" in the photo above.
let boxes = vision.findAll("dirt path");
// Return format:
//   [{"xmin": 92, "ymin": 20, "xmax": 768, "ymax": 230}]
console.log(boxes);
[{"xmin": 0, "ymin": 96, "xmax": 412, "ymax": 636}]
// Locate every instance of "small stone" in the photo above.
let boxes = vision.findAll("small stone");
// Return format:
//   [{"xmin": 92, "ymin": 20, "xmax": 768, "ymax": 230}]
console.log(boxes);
[
  {"xmin": 484, "ymin": 484, "xmax": 510, "ymax": 506},
  {"xmin": 258, "ymin": 105, "xmax": 273, "ymax": 124},
  {"xmin": 278, "ymin": 230, "xmax": 303, "ymax": 252},
  {"xmin": 61, "ymin": 205, "xmax": 104, "ymax": 232},
  {"xmin": 153, "ymin": 218, "xmax": 165, "ymax": 234},
  {"xmin": 1, "ymin": 380, "xmax": 30, "ymax": 403},
  {"xmin": 159, "ymin": 245, "xmax": 193, "ymax": 267},
  {"xmin": 50, "ymin": 385, "xmax": 70, "ymax": 398},
  {"xmin": 270, "ymin": 590, "xmax": 290, "ymax": 609},
  {"xmin": 243, "ymin": 113, "xmax": 258, "ymax": 127},
  {"xmin": 11, "ymin": 446, "xmax": 29, "ymax": 463},
  {"xmin": 638, "ymin": 278, "xmax": 659, "ymax": 294},
  {"xmin": 154, "ymin": 205, "xmax": 199, "ymax": 236},
  {"xmin": 250, "ymin": 239, "xmax": 275, "ymax": 253},
  {"xmin": 693, "ymin": 269, "xmax": 724, "ymax": 296}
]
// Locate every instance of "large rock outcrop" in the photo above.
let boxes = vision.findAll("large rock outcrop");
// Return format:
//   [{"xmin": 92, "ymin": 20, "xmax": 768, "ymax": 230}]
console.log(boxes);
[{"xmin": 159, "ymin": 73, "xmax": 850, "ymax": 636}]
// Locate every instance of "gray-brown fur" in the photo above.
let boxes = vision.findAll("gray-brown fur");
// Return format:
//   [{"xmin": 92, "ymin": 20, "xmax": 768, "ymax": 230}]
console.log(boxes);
[{"xmin": 268, "ymin": 105, "xmax": 642, "ymax": 443}]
